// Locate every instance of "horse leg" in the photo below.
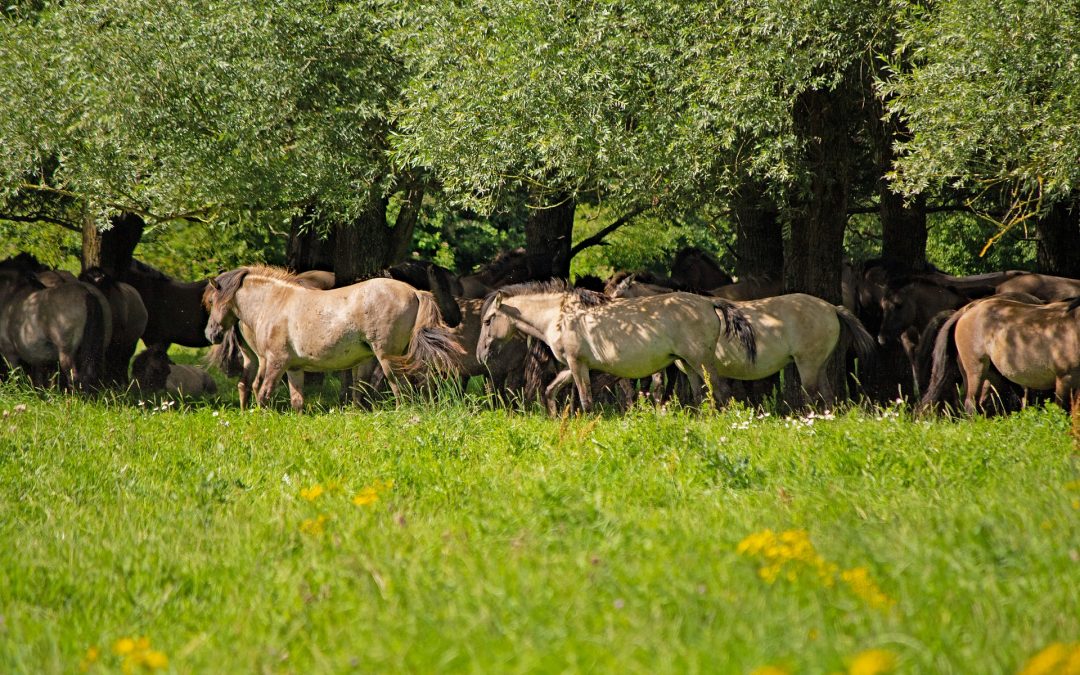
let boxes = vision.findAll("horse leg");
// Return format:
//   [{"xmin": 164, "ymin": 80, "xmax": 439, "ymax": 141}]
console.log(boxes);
[
  {"xmin": 238, "ymin": 355, "xmax": 259, "ymax": 410},
  {"xmin": 59, "ymin": 352, "xmax": 78, "ymax": 392},
  {"xmin": 1054, "ymin": 373, "xmax": 1079, "ymax": 412},
  {"xmin": 570, "ymin": 360, "xmax": 593, "ymax": 413},
  {"xmin": 963, "ymin": 358, "xmax": 991, "ymax": 415},
  {"xmin": 544, "ymin": 369, "xmax": 575, "ymax": 416},
  {"xmin": 375, "ymin": 355, "xmax": 403, "ymax": 402},
  {"xmin": 285, "ymin": 370, "xmax": 305, "ymax": 412},
  {"xmin": 256, "ymin": 360, "xmax": 285, "ymax": 407}
]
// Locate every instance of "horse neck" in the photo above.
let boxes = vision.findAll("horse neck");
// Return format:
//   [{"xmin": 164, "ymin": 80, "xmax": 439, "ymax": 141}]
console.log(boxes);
[
  {"xmin": 503, "ymin": 294, "xmax": 566, "ymax": 344},
  {"xmin": 232, "ymin": 276, "xmax": 293, "ymax": 328}
]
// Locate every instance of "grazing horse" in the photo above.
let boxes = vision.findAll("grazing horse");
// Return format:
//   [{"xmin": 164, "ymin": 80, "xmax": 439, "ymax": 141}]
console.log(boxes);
[
  {"xmin": 0, "ymin": 269, "xmax": 110, "ymax": 390},
  {"xmin": 203, "ymin": 266, "xmax": 462, "ymax": 411},
  {"xmin": 994, "ymin": 273, "xmax": 1080, "ymax": 302},
  {"xmin": 78, "ymin": 267, "xmax": 148, "ymax": 386},
  {"xmin": 448, "ymin": 298, "xmax": 530, "ymax": 398},
  {"xmin": 710, "ymin": 277, "xmax": 783, "ymax": 301},
  {"xmin": 123, "ymin": 260, "xmax": 211, "ymax": 350},
  {"xmin": 132, "ymin": 347, "xmax": 217, "ymax": 396},
  {"xmin": 923, "ymin": 296, "xmax": 1080, "ymax": 413},
  {"xmin": 476, "ymin": 280, "xmax": 757, "ymax": 413},
  {"xmin": 670, "ymin": 247, "xmax": 733, "ymax": 292}
]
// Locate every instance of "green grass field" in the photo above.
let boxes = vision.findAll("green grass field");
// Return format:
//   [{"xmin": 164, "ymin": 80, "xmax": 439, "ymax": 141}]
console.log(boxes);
[{"xmin": 0, "ymin": 374, "xmax": 1077, "ymax": 674}]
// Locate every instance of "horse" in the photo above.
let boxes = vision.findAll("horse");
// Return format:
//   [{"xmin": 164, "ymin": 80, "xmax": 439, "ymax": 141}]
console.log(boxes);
[
  {"xmin": 123, "ymin": 260, "xmax": 211, "ymax": 350},
  {"xmin": 0, "ymin": 268, "xmax": 110, "ymax": 390},
  {"xmin": 710, "ymin": 276, "xmax": 783, "ymax": 301},
  {"xmin": 132, "ymin": 346, "xmax": 217, "ymax": 397},
  {"xmin": 670, "ymin": 247, "xmax": 733, "ymax": 292},
  {"xmin": 203, "ymin": 265, "xmax": 462, "ymax": 411},
  {"xmin": 994, "ymin": 273, "xmax": 1080, "ymax": 302},
  {"xmin": 78, "ymin": 267, "xmax": 148, "ymax": 386},
  {"xmin": 923, "ymin": 296, "xmax": 1080, "ymax": 413},
  {"xmin": 449, "ymin": 298, "xmax": 530, "ymax": 398},
  {"xmin": 476, "ymin": 280, "xmax": 757, "ymax": 413},
  {"xmin": 715, "ymin": 294, "xmax": 876, "ymax": 405}
]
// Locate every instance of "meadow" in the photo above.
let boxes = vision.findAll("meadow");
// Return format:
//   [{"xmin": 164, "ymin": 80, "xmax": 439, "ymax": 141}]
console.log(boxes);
[{"xmin": 0, "ymin": 370, "xmax": 1077, "ymax": 674}]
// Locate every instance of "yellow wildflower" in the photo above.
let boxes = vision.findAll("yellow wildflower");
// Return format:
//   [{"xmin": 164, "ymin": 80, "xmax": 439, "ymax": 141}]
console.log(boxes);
[
  {"xmin": 300, "ymin": 514, "xmax": 329, "ymax": 536},
  {"xmin": 353, "ymin": 488, "xmax": 379, "ymax": 506},
  {"xmin": 299, "ymin": 484, "xmax": 324, "ymax": 501},
  {"xmin": 847, "ymin": 648, "xmax": 898, "ymax": 675},
  {"xmin": 1018, "ymin": 642, "xmax": 1080, "ymax": 675},
  {"xmin": 112, "ymin": 638, "xmax": 136, "ymax": 656},
  {"xmin": 1065, "ymin": 480, "xmax": 1080, "ymax": 491},
  {"xmin": 736, "ymin": 529, "xmax": 836, "ymax": 585},
  {"xmin": 142, "ymin": 650, "xmax": 169, "ymax": 670},
  {"xmin": 841, "ymin": 567, "xmax": 895, "ymax": 610}
]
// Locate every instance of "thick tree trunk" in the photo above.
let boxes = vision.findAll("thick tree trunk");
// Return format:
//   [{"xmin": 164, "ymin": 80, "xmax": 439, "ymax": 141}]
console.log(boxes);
[
  {"xmin": 525, "ymin": 191, "xmax": 576, "ymax": 279},
  {"xmin": 1035, "ymin": 199, "xmax": 1080, "ymax": 277},
  {"xmin": 732, "ymin": 183, "xmax": 783, "ymax": 280},
  {"xmin": 389, "ymin": 186, "xmax": 425, "ymax": 265},
  {"xmin": 880, "ymin": 191, "xmax": 928, "ymax": 270},
  {"xmin": 287, "ymin": 207, "xmax": 336, "ymax": 272},
  {"xmin": 786, "ymin": 88, "xmax": 855, "ymax": 305},
  {"xmin": 333, "ymin": 191, "xmax": 390, "ymax": 286},
  {"xmin": 101, "ymin": 212, "xmax": 145, "ymax": 276}
]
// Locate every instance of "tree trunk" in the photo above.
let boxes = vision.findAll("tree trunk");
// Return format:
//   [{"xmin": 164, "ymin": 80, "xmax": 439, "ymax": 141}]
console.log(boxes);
[
  {"xmin": 525, "ymin": 191, "xmax": 576, "ymax": 279},
  {"xmin": 287, "ymin": 207, "xmax": 336, "ymax": 272},
  {"xmin": 1035, "ymin": 199, "xmax": 1080, "ymax": 277},
  {"xmin": 333, "ymin": 190, "xmax": 390, "ymax": 286},
  {"xmin": 879, "ymin": 190, "xmax": 927, "ymax": 270},
  {"xmin": 732, "ymin": 183, "xmax": 783, "ymax": 280},
  {"xmin": 389, "ymin": 186, "xmax": 425, "ymax": 264},
  {"xmin": 786, "ymin": 88, "xmax": 855, "ymax": 304},
  {"xmin": 81, "ymin": 212, "xmax": 102, "ymax": 272},
  {"xmin": 101, "ymin": 212, "xmax": 145, "ymax": 276}
]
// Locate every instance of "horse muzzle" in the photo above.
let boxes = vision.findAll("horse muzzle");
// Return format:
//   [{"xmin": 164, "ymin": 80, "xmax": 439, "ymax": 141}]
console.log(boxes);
[{"xmin": 205, "ymin": 324, "xmax": 224, "ymax": 344}]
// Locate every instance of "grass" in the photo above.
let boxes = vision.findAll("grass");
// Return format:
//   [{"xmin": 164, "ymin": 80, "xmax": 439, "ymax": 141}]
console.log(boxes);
[{"xmin": 0, "ymin": 368, "xmax": 1077, "ymax": 673}]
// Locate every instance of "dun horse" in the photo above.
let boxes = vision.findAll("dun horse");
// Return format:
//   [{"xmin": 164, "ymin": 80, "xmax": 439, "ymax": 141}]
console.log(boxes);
[
  {"xmin": 923, "ymin": 296, "xmax": 1080, "ymax": 413},
  {"xmin": 476, "ymin": 280, "xmax": 757, "ymax": 413},
  {"xmin": 203, "ymin": 266, "xmax": 462, "ymax": 411},
  {"xmin": 0, "ymin": 269, "xmax": 110, "ymax": 390}
]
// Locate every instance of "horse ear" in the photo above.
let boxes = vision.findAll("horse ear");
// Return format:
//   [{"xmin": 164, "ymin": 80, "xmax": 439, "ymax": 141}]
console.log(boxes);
[
  {"xmin": 492, "ymin": 292, "xmax": 504, "ymax": 310},
  {"xmin": 209, "ymin": 278, "xmax": 220, "ymax": 290}
]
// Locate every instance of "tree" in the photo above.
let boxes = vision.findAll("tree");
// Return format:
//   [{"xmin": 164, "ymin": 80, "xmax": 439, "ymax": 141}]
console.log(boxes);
[
  {"xmin": 0, "ymin": 0, "xmax": 418, "ymax": 278},
  {"xmin": 885, "ymin": 0, "xmax": 1080, "ymax": 275}
]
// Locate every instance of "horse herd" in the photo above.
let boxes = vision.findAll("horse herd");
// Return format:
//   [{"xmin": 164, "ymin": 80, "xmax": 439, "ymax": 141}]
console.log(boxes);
[{"xmin": 2, "ymin": 248, "xmax": 1080, "ymax": 415}]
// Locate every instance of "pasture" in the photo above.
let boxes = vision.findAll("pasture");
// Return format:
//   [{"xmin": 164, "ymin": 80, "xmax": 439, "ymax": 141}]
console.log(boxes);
[{"xmin": 0, "ymin": 371, "xmax": 1077, "ymax": 673}]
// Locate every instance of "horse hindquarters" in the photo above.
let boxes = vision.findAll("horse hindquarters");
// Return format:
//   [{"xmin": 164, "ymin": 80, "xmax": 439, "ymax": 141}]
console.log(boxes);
[{"xmin": 73, "ymin": 289, "xmax": 109, "ymax": 391}]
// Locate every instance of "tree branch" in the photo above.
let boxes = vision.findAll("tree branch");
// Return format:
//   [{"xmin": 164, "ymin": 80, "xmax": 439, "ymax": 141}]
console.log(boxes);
[
  {"xmin": 570, "ymin": 205, "xmax": 650, "ymax": 258},
  {"xmin": 846, "ymin": 202, "xmax": 968, "ymax": 216},
  {"xmin": 0, "ymin": 212, "xmax": 81, "ymax": 232}
]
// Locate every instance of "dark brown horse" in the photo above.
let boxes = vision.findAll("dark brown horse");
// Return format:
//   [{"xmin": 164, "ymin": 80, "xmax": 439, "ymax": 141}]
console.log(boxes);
[
  {"xmin": 79, "ymin": 267, "xmax": 148, "ymax": 385},
  {"xmin": 123, "ymin": 260, "xmax": 210, "ymax": 350},
  {"xmin": 670, "ymin": 247, "xmax": 733, "ymax": 293},
  {"xmin": 995, "ymin": 273, "xmax": 1080, "ymax": 302}
]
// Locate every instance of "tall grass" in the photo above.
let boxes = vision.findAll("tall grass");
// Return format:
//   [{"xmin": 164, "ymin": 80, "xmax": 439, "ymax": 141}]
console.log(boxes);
[{"xmin": 0, "ymin": 382, "xmax": 1076, "ymax": 673}]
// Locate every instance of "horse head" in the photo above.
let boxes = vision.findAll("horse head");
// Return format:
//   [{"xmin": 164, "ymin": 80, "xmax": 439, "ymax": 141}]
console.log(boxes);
[
  {"xmin": 131, "ymin": 347, "xmax": 172, "ymax": 392},
  {"xmin": 476, "ymin": 291, "xmax": 518, "ymax": 364},
  {"xmin": 203, "ymin": 268, "xmax": 248, "ymax": 344}
]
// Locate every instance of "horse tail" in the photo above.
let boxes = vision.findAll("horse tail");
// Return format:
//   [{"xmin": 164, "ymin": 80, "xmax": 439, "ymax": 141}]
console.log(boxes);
[
  {"xmin": 204, "ymin": 324, "xmax": 246, "ymax": 377},
  {"xmin": 914, "ymin": 310, "xmax": 955, "ymax": 395},
  {"xmin": 921, "ymin": 307, "xmax": 965, "ymax": 409},
  {"xmin": 426, "ymin": 264, "xmax": 463, "ymax": 328},
  {"xmin": 75, "ymin": 288, "xmax": 109, "ymax": 391},
  {"xmin": 523, "ymin": 337, "xmax": 556, "ymax": 401},
  {"xmin": 712, "ymin": 298, "xmax": 756, "ymax": 362},
  {"xmin": 835, "ymin": 305, "xmax": 876, "ymax": 367},
  {"xmin": 395, "ymin": 292, "xmax": 465, "ymax": 376}
]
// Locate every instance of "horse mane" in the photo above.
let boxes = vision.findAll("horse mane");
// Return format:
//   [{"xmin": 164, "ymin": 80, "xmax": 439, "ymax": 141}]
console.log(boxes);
[
  {"xmin": 129, "ymin": 258, "xmax": 169, "ymax": 280},
  {"xmin": 241, "ymin": 265, "xmax": 307, "ymax": 285},
  {"xmin": 482, "ymin": 278, "xmax": 610, "ymax": 317},
  {"xmin": 0, "ymin": 252, "xmax": 46, "ymax": 272},
  {"xmin": 1067, "ymin": 296, "xmax": 1080, "ymax": 313}
]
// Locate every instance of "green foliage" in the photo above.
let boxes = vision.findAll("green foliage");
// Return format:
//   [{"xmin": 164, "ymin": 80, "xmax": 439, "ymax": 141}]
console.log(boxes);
[
  {"xmin": 0, "ymin": 391, "xmax": 1075, "ymax": 672},
  {"xmin": 886, "ymin": 0, "xmax": 1080, "ymax": 204}
]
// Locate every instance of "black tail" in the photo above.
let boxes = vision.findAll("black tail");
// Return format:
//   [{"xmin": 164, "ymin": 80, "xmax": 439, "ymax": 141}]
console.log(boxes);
[
  {"xmin": 75, "ymin": 290, "xmax": 109, "ymax": 391},
  {"xmin": 920, "ymin": 307, "xmax": 965, "ymax": 410},
  {"xmin": 835, "ymin": 305, "xmax": 876, "ymax": 367},
  {"xmin": 712, "ymin": 299, "xmax": 756, "ymax": 362},
  {"xmin": 914, "ymin": 310, "xmax": 955, "ymax": 395}
]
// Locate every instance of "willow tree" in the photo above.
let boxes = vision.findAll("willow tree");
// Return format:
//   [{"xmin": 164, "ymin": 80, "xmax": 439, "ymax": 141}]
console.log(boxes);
[
  {"xmin": 0, "ymin": 0, "xmax": 417, "ymax": 280},
  {"xmin": 886, "ymin": 0, "xmax": 1080, "ymax": 276}
]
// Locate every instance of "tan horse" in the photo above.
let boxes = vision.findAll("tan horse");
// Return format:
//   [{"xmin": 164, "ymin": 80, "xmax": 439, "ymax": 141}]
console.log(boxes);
[
  {"xmin": 995, "ymin": 273, "xmax": 1080, "ymax": 302},
  {"xmin": 476, "ymin": 280, "xmax": 757, "ymax": 413},
  {"xmin": 716, "ymin": 294, "xmax": 876, "ymax": 403},
  {"xmin": 924, "ymin": 296, "xmax": 1080, "ymax": 413},
  {"xmin": 203, "ymin": 265, "xmax": 461, "ymax": 411}
]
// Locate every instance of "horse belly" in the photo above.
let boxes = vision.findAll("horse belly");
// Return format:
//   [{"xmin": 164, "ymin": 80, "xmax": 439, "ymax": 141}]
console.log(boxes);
[
  {"xmin": 987, "ymin": 331, "xmax": 1057, "ymax": 391},
  {"xmin": 581, "ymin": 333, "xmax": 676, "ymax": 379}
]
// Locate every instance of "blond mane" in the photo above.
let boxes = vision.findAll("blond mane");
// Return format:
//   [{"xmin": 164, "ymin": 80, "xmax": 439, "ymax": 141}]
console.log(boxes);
[{"xmin": 242, "ymin": 265, "xmax": 306, "ymax": 286}]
